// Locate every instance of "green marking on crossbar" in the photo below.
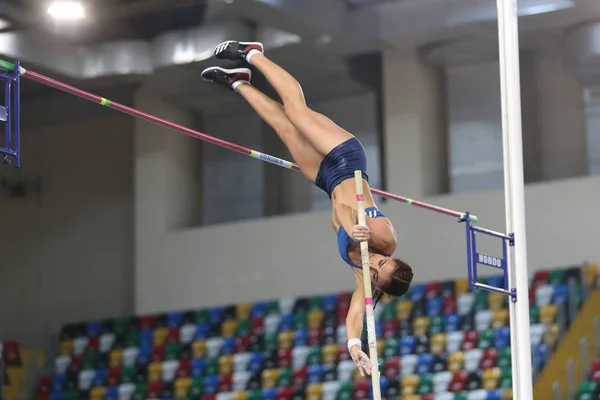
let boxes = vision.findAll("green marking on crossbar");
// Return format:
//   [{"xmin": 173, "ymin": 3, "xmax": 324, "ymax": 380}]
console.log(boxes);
[{"xmin": 0, "ymin": 59, "xmax": 15, "ymax": 73}]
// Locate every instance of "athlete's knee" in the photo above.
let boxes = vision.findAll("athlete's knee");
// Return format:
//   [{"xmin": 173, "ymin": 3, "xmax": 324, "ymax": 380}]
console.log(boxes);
[{"xmin": 283, "ymin": 102, "xmax": 310, "ymax": 125}]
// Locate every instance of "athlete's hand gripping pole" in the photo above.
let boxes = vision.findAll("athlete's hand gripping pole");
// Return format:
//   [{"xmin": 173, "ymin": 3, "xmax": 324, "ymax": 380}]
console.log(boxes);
[{"xmin": 353, "ymin": 170, "xmax": 382, "ymax": 400}]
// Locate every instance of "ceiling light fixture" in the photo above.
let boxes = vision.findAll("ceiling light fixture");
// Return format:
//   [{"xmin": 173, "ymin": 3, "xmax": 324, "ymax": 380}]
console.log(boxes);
[{"xmin": 47, "ymin": 1, "xmax": 86, "ymax": 21}]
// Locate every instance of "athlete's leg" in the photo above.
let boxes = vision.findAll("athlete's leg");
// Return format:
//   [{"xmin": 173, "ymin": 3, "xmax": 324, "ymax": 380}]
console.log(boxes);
[
  {"xmin": 213, "ymin": 41, "xmax": 354, "ymax": 156},
  {"xmin": 201, "ymin": 66, "xmax": 322, "ymax": 182}
]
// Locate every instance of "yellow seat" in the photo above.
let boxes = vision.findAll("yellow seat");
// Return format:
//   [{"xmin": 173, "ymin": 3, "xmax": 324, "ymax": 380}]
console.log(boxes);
[
  {"xmin": 192, "ymin": 340, "xmax": 207, "ymax": 359},
  {"xmin": 448, "ymin": 351, "xmax": 465, "ymax": 372},
  {"xmin": 109, "ymin": 349, "xmax": 124, "ymax": 368},
  {"xmin": 377, "ymin": 338, "xmax": 385, "ymax": 355},
  {"xmin": 59, "ymin": 340, "xmax": 73, "ymax": 356},
  {"xmin": 262, "ymin": 368, "xmax": 280, "ymax": 389},
  {"xmin": 148, "ymin": 361, "xmax": 163, "ymax": 382},
  {"xmin": 404, "ymin": 395, "xmax": 422, "ymax": 400},
  {"xmin": 222, "ymin": 320, "xmax": 238, "ymax": 337},
  {"xmin": 219, "ymin": 355, "xmax": 234, "ymax": 375},
  {"xmin": 237, "ymin": 303, "xmax": 253, "ymax": 320},
  {"xmin": 306, "ymin": 382, "xmax": 323, "ymax": 400},
  {"xmin": 413, "ymin": 317, "xmax": 430, "ymax": 336},
  {"xmin": 322, "ymin": 344, "xmax": 339, "ymax": 365},
  {"xmin": 153, "ymin": 327, "xmax": 170, "ymax": 346},
  {"xmin": 278, "ymin": 331, "xmax": 294, "ymax": 349},
  {"xmin": 307, "ymin": 310, "xmax": 325, "ymax": 330},
  {"xmin": 501, "ymin": 388, "xmax": 513, "ymax": 400},
  {"xmin": 540, "ymin": 304, "xmax": 557, "ymax": 324},
  {"xmin": 545, "ymin": 323, "xmax": 559, "ymax": 347},
  {"xmin": 482, "ymin": 367, "xmax": 501, "ymax": 390},
  {"xmin": 584, "ymin": 264, "xmax": 597, "ymax": 289},
  {"xmin": 488, "ymin": 293, "xmax": 506, "ymax": 310},
  {"xmin": 492, "ymin": 309, "xmax": 510, "ymax": 329},
  {"xmin": 430, "ymin": 333, "xmax": 447, "ymax": 355},
  {"xmin": 232, "ymin": 391, "xmax": 250, "ymax": 400},
  {"xmin": 401, "ymin": 375, "xmax": 420, "ymax": 396},
  {"xmin": 455, "ymin": 279, "xmax": 469, "ymax": 295},
  {"xmin": 396, "ymin": 301, "xmax": 413, "ymax": 321},
  {"xmin": 90, "ymin": 386, "xmax": 107, "ymax": 400},
  {"xmin": 175, "ymin": 377, "xmax": 192, "ymax": 398}
]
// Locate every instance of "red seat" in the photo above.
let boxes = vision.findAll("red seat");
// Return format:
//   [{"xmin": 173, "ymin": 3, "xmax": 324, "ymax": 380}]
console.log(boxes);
[
  {"xmin": 338, "ymin": 344, "xmax": 351, "ymax": 362},
  {"xmin": 219, "ymin": 374, "xmax": 233, "ymax": 392},
  {"xmin": 384, "ymin": 357, "xmax": 400, "ymax": 379},
  {"xmin": 480, "ymin": 348, "xmax": 498, "ymax": 369},
  {"xmin": 87, "ymin": 337, "xmax": 100, "ymax": 352},
  {"xmin": 2, "ymin": 341, "xmax": 21, "ymax": 367},
  {"xmin": 422, "ymin": 395, "xmax": 435, "ymax": 400},
  {"xmin": 592, "ymin": 359, "xmax": 600, "ymax": 372},
  {"xmin": 425, "ymin": 282, "xmax": 442, "ymax": 299},
  {"xmin": 528, "ymin": 287, "xmax": 535, "ymax": 304},
  {"xmin": 337, "ymin": 292, "xmax": 352, "ymax": 310},
  {"xmin": 67, "ymin": 356, "xmax": 83, "ymax": 374},
  {"xmin": 462, "ymin": 330, "xmax": 479, "ymax": 351},
  {"xmin": 383, "ymin": 321, "xmax": 399, "ymax": 339},
  {"xmin": 278, "ymin": 349, "xmax": 292, "ymax": 368},
  {"xmin": 37, "ymin": 375, "xmax": 52, "ymax": 393},
  {"xmin": 236, "ymin": 336, "xmax": 250, "ymax": 353},
  {"xmin": 36, "ymin": 394, "xmax": 50, "ymax": 400},
  {"xmin": 449, "ymin": 371, "xmax": 468, "ymax": 392},
  {"xmin": 251, "ymin": 318, "xmax": 264, "ymax": 335},
  {"xmin": 293, "ymin": 366, "xmax": 308, "ymax": 387},
  {"xmin": 442, "ymin": 296, "xmax": 457, "ymax": 315},
  {"xmin": 202, "ymin": 396, "xmax": 216, "ymax": 400},
  {"xmin": 277, "ymin": 387, "xmax": 293, "ymax": 400},
  {"xmin": 177, "ymin": 359, "xmax": 191, "ymax": 378},
  {"xmin": 147, "ymin": 381, "xmax": 163, "ymax": 398},
  {"xmin": 532, "ymin": 270, "xmax": 550, "ymax": 288},
  {"xmin": 107, "ymin": 367, "xmax": 121, "ymax": 386},
  {"xmin": 167, "ymin": 328, "xmax": 180, "ymax": 344},
  {"xmin": 592, "ymin": 369, "xmax": 600, "ymax": 383},
  {"xmin": 140, "ymin": 315, "xmax": 156, "ymax": 330},
  {"xmin": 152, "ymin": 345, "xmax": 165, "ymax": 362},
  {"xmin": 308, "ymin": 328, "xmax": 323, "ymax": 346},
  {"xmin": 353, "ymin": 379, "xmax": 371, "ymax": 399},
  {"xmin": 337, "ymin": 307, "xmax": 350, "ymax": 325}
]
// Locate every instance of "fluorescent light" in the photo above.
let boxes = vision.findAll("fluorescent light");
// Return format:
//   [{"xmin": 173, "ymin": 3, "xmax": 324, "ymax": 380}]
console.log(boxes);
[
  {"xmin": 0, "ymin": 18, "xmax": 10, "ymax": 30},
  {"xmin": 47, "ymin": 1, "xmax": 85, "ymax": 21}
]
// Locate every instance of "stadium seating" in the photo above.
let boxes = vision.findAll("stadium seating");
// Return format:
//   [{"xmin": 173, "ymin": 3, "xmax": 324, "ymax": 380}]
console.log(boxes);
[{"xmin": 38, "ymin": 265, "xmax": 592, "ymax": 400}]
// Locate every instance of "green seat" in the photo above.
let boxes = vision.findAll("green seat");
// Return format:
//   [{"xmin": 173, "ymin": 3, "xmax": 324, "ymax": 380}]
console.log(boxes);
[
  {"xmin": 429, "ymin": 316, "xmax": 444, "ymax": 335},
  {"xmin": 474, "ymin": 291, "xmax": 489, "ymax": 312},
  {"xmin": 121, "ymin": 365, "xmax": 136, "ymax": 383},
  {"xmin": 380, "ymin": 303, "xmax": 395, "ymax": 321},
  {"xmin": 417, "ymin": 374, "xmax": 433, "ymax": 394},
  {"xmin": 497, "ymin": 347, "xmax": 511, "ymax": 368},
  {"xmin": 337, "ymin": 381, "xmax": 354, "ymax": 400},
  {"xmin": 454, "ymin": 393, "xmax": 468, "ymax": 400},
  {"xmin": 549, "ymin": 269, "xmax": 565, "ymax": 285},
  {"xmin": 383, "ymin": 338, "xmax": 398, "ymax": 359},
  {"xmin": 578, "ymin": 393, "xmax": 594, "ymax": 400},
  {"xmin": 309, "ymin": 296, "xmax": 323, "ymax": 310},
  {"xmin": 478, "ymin": 329, "xmax": 495, "ymax": 349},
  {"xmin": 307, "ymin": 346, "xmax": 322, "ymax": 366},
  {"xmin": 82, "ymin": 352, "xmax": 98, "ymax": 369},
  {"xmin": 578, "ymin": 381, "xmax": 598, "ymax": 395},
  {"xmin": 165, "ymin": 343, "xmax": 181, "ymax": 360},
  {"xmin": 205, "ymin": 357, "xmax": 219, "ymax": 375},
  {"xmin": 113, "ymin": 317, "xmax": 130, "ymax": 335},
  {"xmin": 499, "ymin": 366, "xmax": 512, "ymax": 388},
  {"xmin": 293, "ymin": 312, "xmax": 307, "ymax": 330},
  {"xmin": 266, "ymin": 300, "xmax": 280, "ymax": 315},
  {"xmin": 189, "ymin": 377, "xmax": 204, "ymax": 397},
  {"xmin": 62, "ymin": 389, "xmax": 79, "ymax": 400},
  {"xmin": 236, "ymin": 320, "xmax": 251, "ymax": 336},
  {"xmin": 277, "ymin": 368, "xmax": 292, "ymax": 387},
  {"xmin": 265, "ymin": 332, "xmax": 278, "ymax": 352},
  {"xmin": 132, "ymin": 382, "xmax": 147, "ymax": 400},
  {"xmin": 529, "ymin": 306, "xmax": 539, "ymax": 324},
  {"xmin": 125, "ymin": 331, "xmax": 140, "ymax": 347},
  {"xmin": 195, "ymin": 309, "xmax": 209, "ymax": 324},
  {"xmin": 248, "ymin": 389, "xmax": 263, "ymax": 400}
]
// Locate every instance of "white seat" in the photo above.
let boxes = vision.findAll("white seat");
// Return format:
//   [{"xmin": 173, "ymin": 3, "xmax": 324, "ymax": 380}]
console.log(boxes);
[
  {"xmin": 435, "ymin": 392, "xmax": 456, "ymax": 400},
  {"xmin": 432, "ymin": 371, "xmax": 452, "ymax": 394},
  {"xmin": 337, "ymin": 360, "xmax": 356, "ymax": 382},
  {"xmin": 162, "ymin": 360, "xmax": 179, "ymax": 382},
  {"xmin": 535, "ymin": 285, "xmax": 554, "ymax": 307},
  {"xmin": 72, "ymin": 337, "xmax": 89, "ymax": 356},
  {"xmin": 232, "ymin": 371, "xmax": 251, "ymax": 392},
  {"xmin": 464, "ymin": 349, "xmax": 483, "ymax": 372},
  {"xmin": 336, "ymin": 325, "xmax": 347, "ymax": 344},
  {"xmin": 467, "ymin": 389, "xmax": 488, "ymax": 400},
  {"xmin": 206, "ymin": 337, "xmax": 224, "ymax": 358},
  {"xmin": 322, "ymin": 381, "xmax": 341, "ymax": 400},
  {"xmin": 233, "ymin": 353, "xmax": 251, "ymax": 373},
  {"xmin": 457, "ymin": 293, "xmax": 475, "ymax": 315},
  {"xmin": 446, "ymin": 331, "xmax": 465, "ymax": 353},
  {"xmin": 179, "ymin": 324, "xmax": 197, "ymax": 344},
  {"xmin": 475, "ymin": 310, "xmax": 493, "ymax": 331},
  {"xmin": 530, "ymin": 324, "xmax": 546, "ymax": 347},
  {"xmin": 55, "ymin": 355, "xmax": 71, "ymax": 374},
  {"xmin": 216, "ymin": 392, "xmax": 234, "ymax": 400},
  {"xmin": 123, "ymin": 347, "xmax": 139, "ymax": 367},
  {"xmin": 99, "ymin": 334, "xmax": 116, "ymax": 353},
  {"xmin": 400, "ymin": 354, "xmax": 418, "ymax": 377},
  {"xmin": 264, "ymin": 314, "xmax": 281, "ymax": 334},
  {"xmin": 279, "ymin": 298, "xmax": 296, "ymax": 314},
  {"xmin": 78, "ymin": 370, "xmax": 95, "ymax": 390},
  {"xmin": 117, "ymin": 383, "xmax": 135, "ymax": 400},
  {"xmin": 292, "ymin": 346, "xmax": 310, "ymax": 369}
]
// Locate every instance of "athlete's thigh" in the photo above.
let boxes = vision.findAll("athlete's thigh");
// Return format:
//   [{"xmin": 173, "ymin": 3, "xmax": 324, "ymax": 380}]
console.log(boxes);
[{"xmin": 274, "ymin": 123, "xmax": 322, "ymax": 182}]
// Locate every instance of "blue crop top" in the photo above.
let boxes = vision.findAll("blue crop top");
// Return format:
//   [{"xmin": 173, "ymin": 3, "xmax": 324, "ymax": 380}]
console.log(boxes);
[{"xmin": 337, "ymin": 207, "xmax": 391, "ymax": 268}]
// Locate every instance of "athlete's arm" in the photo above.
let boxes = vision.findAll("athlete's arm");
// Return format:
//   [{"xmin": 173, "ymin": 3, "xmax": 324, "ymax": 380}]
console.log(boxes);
[
  {"xmin": 346, "ymin": 270, "xmax": 372, "ymax": 375},
  {"xmin": 334, "ymin": 203, "xmax": 369, "ymax": 241}
]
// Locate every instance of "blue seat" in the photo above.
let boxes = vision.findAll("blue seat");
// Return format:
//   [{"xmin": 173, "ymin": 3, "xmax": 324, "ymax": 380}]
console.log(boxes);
[
  {"xmin": 427, "ymin": 298, "xmax": 442, "ymax": 317},
  {"xmin": 494, "ymin": 327, "xmax": 510, "ymax": 348},
  {"xmin": 249, "ymin": 352, "xmax": 264, "ymax": 372},
  {"xmin": 52, "ymin": 372, "xmax": 67, "ymax": 392},
  {"xmin": 378, "ymin": 376, "xmax": 389, "ymax": 394},
  {"xmin": 279, "ymin": 315, "xmax": 293, "ymax": 331},
  {"xmin": 137, "ymin": 348, "xmax": 152, "ymax": 365},
  {"xmin": 415, "ymin": 353, "xmax": 434, "ymax": 375},
  {"xmin": 92, "ymin": 369, "xmax": 108, "ymax": 387},
  {"xmin": 105, "ymin": 385, "xmax": 119, "ymax": 400},
  {"xmin": 50, "ymin": 392, "xmax": 65, "ymax": 400},
  {"xmin": 409, "ymin": 283, "xmax": 426, "ymax": 302},
  {"xmin": 322, "ymin": 294, "xmax": 338, "ymax": 312},
  {"xmin": 552, "ymin": 285, "xmax": 569, "ymax": 304},
  {"xmin": 251, "ymin": 302, "xmax": 267, "ymax": 319},
  {"xmin": 375, "ymin": 320, "xmax": 384, "ymax": 337},
  {"xmin": 195, "ymin": 323, "xmax": 210, "ymax": 339},
  {"xmin": 190, "ymin": 358, "xmax": 206, "ymax": 378},
  {"xmin": 167, "ymin": 312, "xmax": 183, "ymax": 328},
  {"xmin": 140, "ymin": 330, "xmax": 154, "ymax": 349},
  {"xmin": 293, "ymin": 329, "xmax": 308, "ymax": 347},
  {"xmin": 399, "ymin": 336, "xmax": 416, "ymax": 356},
  {"xmin": 486, "ymin": 389, "xmax": 503, "ymax": 400},
  {"xmin": 444, "ymin": 314, "xmax": 461, "ymax": 332},
  {"xmin": 262, "ymin": 388, "xmax": 278, "ymax": 400},
  {"xmin": 221, "ymin": 337, "xmax": 236, "ymax": 355},
  {"xmin": 486, "ymin": 275, "xmax": 505, "ymax": 288},
  {"xmin": 534, "ymin": 343, "xmax": 547, "ymax": 371},
  {"xmin": 86, "ymin": 321, "xmax": 103, "ymax": 337},
  {"xmin": 209, "ymin": 307, "xmax": 224, "ymax": 325},
  {"xmin": 203, "ymin": 374, "xmax": 220, "ymax": 394},
  {"xmin": 307, "ymin": 364, "xmax": 324, "ymax": 384}
]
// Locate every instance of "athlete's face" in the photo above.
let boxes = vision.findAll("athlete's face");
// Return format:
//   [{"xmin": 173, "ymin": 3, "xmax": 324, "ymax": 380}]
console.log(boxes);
[{"xmin": 369, "ymin": 254, "xmax": 395, "ymax": 289}]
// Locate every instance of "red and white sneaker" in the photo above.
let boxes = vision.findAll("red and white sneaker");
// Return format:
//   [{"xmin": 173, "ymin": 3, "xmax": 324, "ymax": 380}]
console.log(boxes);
[
  {"xmin": 201, "ymin": 67, "xmax": 251, "ymax": 91},
  {"xmin": 213, "ymin": 40, "xmax": 264, "ymax": 61}
]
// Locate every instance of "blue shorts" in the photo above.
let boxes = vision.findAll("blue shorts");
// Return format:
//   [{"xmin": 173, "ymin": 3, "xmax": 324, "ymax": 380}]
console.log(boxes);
[{"xmin": 315, "ymin": 137, "xmax": 369, "ymax": 197}]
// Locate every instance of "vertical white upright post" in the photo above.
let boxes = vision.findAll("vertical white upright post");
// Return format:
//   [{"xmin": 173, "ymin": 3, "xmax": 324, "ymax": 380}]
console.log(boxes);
[
  {"xmin": 354, "ymin": 170, "xmax": 382, "ymax": 400},
  {"xmin": 496, "ymin": 0, "xmax": 534, "ymax": 399}
]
